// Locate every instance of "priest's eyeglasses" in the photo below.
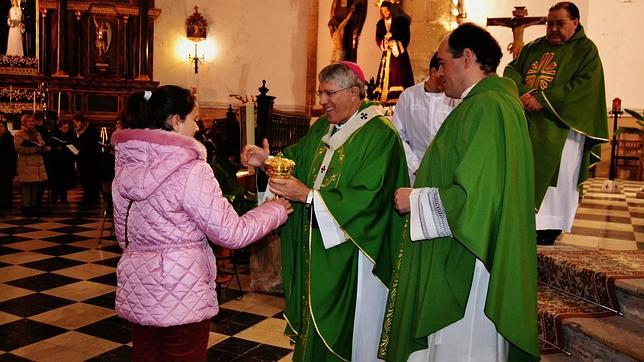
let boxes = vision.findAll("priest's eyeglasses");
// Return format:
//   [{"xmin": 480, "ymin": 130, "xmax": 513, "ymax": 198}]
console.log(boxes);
[{"xmin": 316, "ymin": 87, "xmax": 353, "ymax": 98}]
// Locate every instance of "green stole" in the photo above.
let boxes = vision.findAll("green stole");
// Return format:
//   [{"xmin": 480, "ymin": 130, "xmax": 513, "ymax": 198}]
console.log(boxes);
[
  {"xmin": 379, "ymin": 76, "xmax": 540, "ymax": 362},
  {"xmin": 281, "ymin": 100, "xmax": 408, "ymax": 360},
  {"xmin": 504, "ymin": 25, "xmax": 608, "ymax": 206}
]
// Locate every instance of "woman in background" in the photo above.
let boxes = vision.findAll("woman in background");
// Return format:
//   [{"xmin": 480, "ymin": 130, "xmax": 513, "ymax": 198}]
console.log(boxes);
[
  {"xmin": 112, "ymin": 85, "xmax": 292, "ymax": 361},
  {"xmin": 14, "ymin": 114, "xmax": 49, "ymax": 216}
]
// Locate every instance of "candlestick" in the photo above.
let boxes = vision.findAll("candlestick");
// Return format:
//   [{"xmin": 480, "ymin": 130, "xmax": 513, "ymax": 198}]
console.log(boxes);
[{"xmin": 611, "ymin": 97, "xmax": 622, "ymax": 114}]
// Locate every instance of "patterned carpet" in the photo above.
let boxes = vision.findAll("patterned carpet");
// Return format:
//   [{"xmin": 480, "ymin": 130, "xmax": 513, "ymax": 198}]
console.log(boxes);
[
  {"xmin": 0, "ymin": 189, "xmax": 293, "ymax": 361},
  {"xmin": 537, "ymin": 284, "xmax": 615, "ymax": 352},
  {"xmin": 537, "ymin": 178, "xmax": 644, "ymax": 354},
  {"xmin": 538, "ymin": 249, "xmax": 644, "ymax": 310}
]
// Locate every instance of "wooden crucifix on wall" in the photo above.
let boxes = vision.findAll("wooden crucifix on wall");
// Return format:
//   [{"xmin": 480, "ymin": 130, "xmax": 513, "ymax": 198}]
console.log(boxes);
[{"xmin": 487, "ymin": 6, "xmax": 546, "ymax": 59}]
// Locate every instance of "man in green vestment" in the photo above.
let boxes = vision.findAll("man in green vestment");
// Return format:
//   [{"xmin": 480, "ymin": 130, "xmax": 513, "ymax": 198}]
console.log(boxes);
[
  {"xmin": 504, "ymin": 2, "xmax": 608, "ymax": 245},
  {"xmin": 241, "ymin": 62, "xmax": 408, "ymax": 361},
  {"xmin": 378, "ymin": 23, "xmax": 540, "ymax": 362}
]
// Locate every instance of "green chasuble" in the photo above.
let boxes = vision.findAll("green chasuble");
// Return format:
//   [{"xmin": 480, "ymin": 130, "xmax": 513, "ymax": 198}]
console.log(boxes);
[
  {"xmin": 281, "ymin": 100, "xmax": 408, "ymax": 361},
  {"xmin": 378, "ymin": 76, "xmax": 540, "ymax": 361},
  {"xmin": 504, "ymin": 25, "xmax": 608, "ymax": 207}
]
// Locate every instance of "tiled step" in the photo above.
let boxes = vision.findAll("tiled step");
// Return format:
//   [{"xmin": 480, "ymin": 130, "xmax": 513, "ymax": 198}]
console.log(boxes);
[{"xmin": 562, "ymin": 315, "xmax": 644, "ymax": 362}]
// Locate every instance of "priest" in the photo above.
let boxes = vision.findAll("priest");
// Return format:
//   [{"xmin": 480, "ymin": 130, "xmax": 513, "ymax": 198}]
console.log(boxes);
[
  {"xmin": 379, "ymin": 23, "xmax": 540, "ymax": 362},
  {"xmin": 504, "ymin": 1, "xmax": 609, "ymax": 245},
  {"xmin": 241, "ymin": 61, "xmax": 408, "ymax": 361}
]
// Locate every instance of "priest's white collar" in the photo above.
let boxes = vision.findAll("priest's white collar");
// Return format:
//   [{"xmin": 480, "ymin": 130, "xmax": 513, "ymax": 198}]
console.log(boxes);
[
  {"xmin": 460, "ymin": 80, "xmax": 479, "ymax": 100},
  {"xmin": 335, "ymin": 107, "xmax": 361, "ymax": 129}
]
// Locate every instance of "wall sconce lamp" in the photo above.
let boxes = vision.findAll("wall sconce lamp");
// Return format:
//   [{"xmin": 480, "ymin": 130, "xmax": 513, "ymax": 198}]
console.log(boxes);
[
  {"xmin": 186, "ymin": 6, "xmax": 208, "ymax": 74},
  {"xmin": 189, "ymin": 42, "xmax": 205, "ymax": 74}
]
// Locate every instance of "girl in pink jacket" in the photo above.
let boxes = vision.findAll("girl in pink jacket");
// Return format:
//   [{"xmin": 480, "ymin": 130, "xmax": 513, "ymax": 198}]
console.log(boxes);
[{"xmin": 112, "ymin": 85, "xmax": 292, "ymax": 361}]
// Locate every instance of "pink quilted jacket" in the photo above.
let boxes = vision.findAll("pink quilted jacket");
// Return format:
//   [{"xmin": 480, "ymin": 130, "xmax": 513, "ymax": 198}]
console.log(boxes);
[{"xmin": 111, "ymin": 129, "xmax": 287, "ymax": 327}]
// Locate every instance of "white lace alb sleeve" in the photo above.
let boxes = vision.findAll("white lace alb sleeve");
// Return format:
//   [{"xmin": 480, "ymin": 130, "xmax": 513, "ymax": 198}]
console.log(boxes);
[{"xmin": 409, "ymin": 187, "xmax": 453, "ymax": 241}]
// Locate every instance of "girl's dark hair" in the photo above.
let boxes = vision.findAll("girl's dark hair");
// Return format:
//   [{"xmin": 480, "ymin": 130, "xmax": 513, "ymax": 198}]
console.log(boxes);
[{"xmin": 121, "ymin": 85, "xmax": 195, "ymax": 130}]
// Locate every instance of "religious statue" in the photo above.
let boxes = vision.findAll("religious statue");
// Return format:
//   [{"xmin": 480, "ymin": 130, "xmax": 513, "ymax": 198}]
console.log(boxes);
[
  {"xmin": 93, "ymin": 15, "xmax": 112, "ymax": 64},
  {"xmin": 6, "ymin": 0, "xmax": 24, "ymax": 56},
  {"xmin": 487, "ymin": 6, "xmax": 546, "ymax": 59},
  {"xmin": 328, "ymin": 0, "xmax": 367, "ymax": 62},
  {"xmin": 373, "ymin": 0, "xmax": 414, "ymax": 105}
]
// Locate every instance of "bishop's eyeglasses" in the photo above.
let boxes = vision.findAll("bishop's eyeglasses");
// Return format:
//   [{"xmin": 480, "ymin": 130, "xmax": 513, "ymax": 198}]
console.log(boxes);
[{"xmin": 316, "ymin": 86, "xmax": 353, "ymax": 98}]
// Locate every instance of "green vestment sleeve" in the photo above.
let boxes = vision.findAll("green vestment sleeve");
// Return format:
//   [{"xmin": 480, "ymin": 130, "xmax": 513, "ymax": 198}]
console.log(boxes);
[{"xmin": 379, "ymin": 76, "xmax": 540, "ymax": 362}]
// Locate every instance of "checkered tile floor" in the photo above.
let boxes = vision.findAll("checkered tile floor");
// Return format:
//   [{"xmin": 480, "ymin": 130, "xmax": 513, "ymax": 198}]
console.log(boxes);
[
  {"xmin": 561, "ymin": 178, "xmax": 644, "ymax": 250},
  {"xmin": 0, "ymin": 188, "xmax": 293, "ymax": 361},
  {"xmin": 1, "ymin": 179, "xmax": 642, "ymax": 361}
]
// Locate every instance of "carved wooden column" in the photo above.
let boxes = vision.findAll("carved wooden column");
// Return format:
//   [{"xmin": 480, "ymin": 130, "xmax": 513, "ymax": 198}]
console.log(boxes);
[
  {"xmin": 39, "ymin": 8, "xmax": 49, "ymax": 75},
  {"xmin": 146, "ymin": 16, "xmax": 155, "ymax": 79},
  {"xmin": 250, "ymin": 80, "xmax": 282, "ymax": 292},
  {"xmin": 74, "ymin": 10, "xmax": 83, "ymax": 77},
  {"xmin": 135, "ymin": 0, "xmax": 150, "ymax": 80},
  {"xmin": 53, "ymin": 0, "xmax": 68, "ymax": 77},
  {"xmin": 123, "ymin": 15, "xmax": 132, "ymax": 79},
  {"xmin": 255, "ymin": 81, "xmax": 275, "ymax": 146},
  {"xmin": 305, "ymin": 0, "xmax": 319, "ymax": 116}
]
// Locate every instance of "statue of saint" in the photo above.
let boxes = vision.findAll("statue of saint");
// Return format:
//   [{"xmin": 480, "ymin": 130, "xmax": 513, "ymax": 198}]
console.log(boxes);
[
  {"xmin": 6, "ymin": 0, "xmax": 24, "ymax": 56},
  {"xmin": 93, "ymin": 15, "xmax": 111, "ymax": 64},
  {"xmin": 373, "ymin": 0, "xmax": 414, "ymax": 105}
]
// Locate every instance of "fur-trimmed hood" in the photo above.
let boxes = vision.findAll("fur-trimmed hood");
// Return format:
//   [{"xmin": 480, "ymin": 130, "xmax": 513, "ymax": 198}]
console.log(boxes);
[{"xmin": 112, "ymin": 128, "xmax": 207, "ymax": 201}]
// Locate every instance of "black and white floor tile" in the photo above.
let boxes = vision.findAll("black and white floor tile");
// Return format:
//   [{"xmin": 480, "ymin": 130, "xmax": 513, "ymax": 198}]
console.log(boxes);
[{"xmin": 0, "ymin": 189, "xmax": 293, "ymax": 361}]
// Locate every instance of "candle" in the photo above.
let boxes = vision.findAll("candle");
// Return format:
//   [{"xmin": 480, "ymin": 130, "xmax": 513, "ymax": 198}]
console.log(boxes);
[
  {"xmin": 57, "ymin": 92, "xmax": 61, "ymax": 118},
  {"xmin": 33, "ymin": 91, "xmax": 36, "ymax": 114},
  {"xmin": 245, "ymin": 103, "xmax": 255, "ymax": 147},
  {"xmin": 245, "ymin": 103, "xmax": 255, "ymax": 172}
]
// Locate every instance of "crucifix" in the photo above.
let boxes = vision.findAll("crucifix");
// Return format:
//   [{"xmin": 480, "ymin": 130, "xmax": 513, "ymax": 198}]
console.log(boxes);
[{"xmin": 487, "ymin": 6, "xmax": 547, "ymax": 59}]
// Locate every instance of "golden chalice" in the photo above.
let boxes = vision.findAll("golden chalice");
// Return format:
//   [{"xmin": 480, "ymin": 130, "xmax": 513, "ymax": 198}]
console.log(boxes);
[
  {"xmin": 264, "ymin": 155, "xmax": 296, "ymax": 179},
  {"xmin": 264, "ymin": 155, "xmax": 296, "ymax": 199}
]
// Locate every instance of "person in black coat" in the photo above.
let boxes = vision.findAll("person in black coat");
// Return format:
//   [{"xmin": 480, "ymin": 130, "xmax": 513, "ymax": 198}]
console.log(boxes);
[
  {"xmin": 0, "ymin": 121, "xmax": 17, "ymax": 213},
  {"xmin": 72, "ymin": 113, "xmax": 101, "ymax": 206},
  {"xmin": 34, "ymin": 113, "xmax": 52, "ymax": 207},
  {"xmin": 49, "ymin": 119, "xmax": 77, "ymax": 203}
]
